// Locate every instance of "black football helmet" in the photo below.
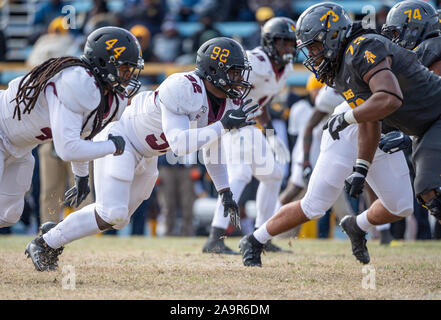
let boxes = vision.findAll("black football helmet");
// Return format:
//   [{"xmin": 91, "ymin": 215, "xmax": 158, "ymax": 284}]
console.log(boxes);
[
  {"xmin": 261, "ymin": 17, "xmax": 297, "ymax": 66},
  {"xmin": 381, "ymin": 0, "xmax": 440, "ymax": 50},
  {"xmin": 81, "ymin": 26, "xmax": 144, "ymax": 98},
  {"xmin": 296, "ymin": 2, "xmax": 352, "ymax": 85},
  {"xmin": 195, "ymin": 37, "xmax": 252, "ymax": 99}
]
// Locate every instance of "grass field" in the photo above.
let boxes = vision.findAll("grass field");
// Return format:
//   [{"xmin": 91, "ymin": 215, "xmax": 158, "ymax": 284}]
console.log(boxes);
[{"xmin": 1, "ymin": 235, "xmax": 440, "ymax": 300}]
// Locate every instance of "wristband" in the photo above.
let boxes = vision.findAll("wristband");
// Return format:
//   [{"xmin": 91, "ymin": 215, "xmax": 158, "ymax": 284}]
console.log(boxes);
[{"xmin": 344, "ymin": 109, "xmax": 357, "ymax": 124}]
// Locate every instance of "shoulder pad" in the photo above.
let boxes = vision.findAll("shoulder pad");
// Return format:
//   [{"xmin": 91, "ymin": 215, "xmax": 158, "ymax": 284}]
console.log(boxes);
[
  {"xmin": 344, "ymin": 34, "xmax": 388, "ymax": 77},
  {"xmin": 157, "ymin": 72, "xmax": 204, "ymax": 115},
  {"xmin": 247, "ymin": 49, "xmax": 271, "ymax": 77},
  {"xmin": 52, "ymin": 66, "xmax": 101, "ymax": 114},
  {"xmin": 315, "ymin": 86, "xmax": 344, "ymax": 114}
]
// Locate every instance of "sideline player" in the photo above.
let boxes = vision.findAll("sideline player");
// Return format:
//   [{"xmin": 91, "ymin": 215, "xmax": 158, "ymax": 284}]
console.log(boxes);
[
  {"xmin": 25, "ymin": 37, "xmax": 261, "ymax": 271},
  {"xmin": 239, "ymin": 3, "xmax": 427, "ymax": 266},
  {"xmin": 0, "ymin": 26, "xmax": 143, "ymax": 229},
  {"xmin": 203, "ymin": 17, "xmax": 296, "ymax": 254}
]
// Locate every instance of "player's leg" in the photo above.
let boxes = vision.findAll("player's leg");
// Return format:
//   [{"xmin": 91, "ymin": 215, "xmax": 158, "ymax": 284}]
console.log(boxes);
[
  {"xmin": 0, "ymin": 151, "xmax": 34, "ymax": 228},
  {"xmin": 252, "ymin": 131, "xmax": 287, "ymax": 252},
  {"xmin": 203, "ymin": 162, "xmax": 251, "ymax": 254},
  {"xmin": 279, "ymin": 161, "xmax": 305, "ymax": 205},
  {"xmin": 240, "ymin": 125, "xmax": 358, "ymax": 266},
  {"xmin": 340, "ymin": 150, "xmax": 413, "ymax": 264},
  {"xmin": 412, "ymin": 120, "xmax": 441, "ymax": 223},
  {"xmin": 124, "ymin": 156, "xmax": 159, "ymax": 228},
  {"xmin": 26, "ymin": 128, "xmax": 139, "ymax": 271}
]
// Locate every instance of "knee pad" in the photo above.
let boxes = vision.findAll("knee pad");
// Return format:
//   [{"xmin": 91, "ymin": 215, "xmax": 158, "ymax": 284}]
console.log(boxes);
[
  {"xmin": 96, "ymin": 204, "xmax": 129, "ymax": 228},
  {"xmin": 0, "ymin": 196, "xmax": 24, "ymax": 227},
  {"xmin": 418, "ymin": 188, "xmax": 441, "ymax": 220},
  {"xmin": 300, "ymin": 198, "xmax": 326, "ymax": 221}
]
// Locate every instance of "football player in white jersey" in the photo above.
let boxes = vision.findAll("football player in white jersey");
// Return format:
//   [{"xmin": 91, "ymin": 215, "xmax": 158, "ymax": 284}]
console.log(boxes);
[
  {"xmin": 25, "ymin": 37, "xmax": 261, "ymax": 271},
  {"xmin": 0, "ymin": 27, "xmax": 143, "ymax": 230},
  {"xmin": 202, "ymin": 17, "xmax": 296, "ymax": 254},
  {"xmin": 280, "ymin": 77, "xmax": 331, "ymax": 205}
]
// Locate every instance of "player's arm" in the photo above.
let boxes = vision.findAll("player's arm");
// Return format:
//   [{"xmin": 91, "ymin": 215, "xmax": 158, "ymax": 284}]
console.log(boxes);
[
  {"xmin": 160, "ymin": 101, "xmax": 225, "ymax": 157},
  {"xmin": 345, "ymin": 58, "xmax": 403, "ymax": 124},
  {"xmin": 47, "ymin": 87, "xmax": 118, "ymax": 162},
  {"xmin": 202, "ymin": 139, "xmax": 240, "ymax": 229}
]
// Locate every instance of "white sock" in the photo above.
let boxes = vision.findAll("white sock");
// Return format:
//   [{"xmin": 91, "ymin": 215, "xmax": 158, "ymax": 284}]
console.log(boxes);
[
  {"xmin": 356, "ymin": 210, "xmax": 374, "ymax": 232},
  {"xmin": 376, "ymin": 223, "xmax": 391, "ymax": 231},
  {"xmin": 253, "ymin": 222, "xmax": 272, "ymax": 244},
  {"xmin": 43, "ymin": 204, "xmax": 101, "ymax": 249}
]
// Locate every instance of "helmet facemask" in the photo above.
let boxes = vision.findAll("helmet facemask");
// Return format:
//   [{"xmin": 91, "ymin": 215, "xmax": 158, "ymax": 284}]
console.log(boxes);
[
  {"xmin": 264, "ymin": 36, "xmax": 297, "ymax": 66},
  {"xmin": 207, "ymin": 60, "xmax": 252, "ymax": 100},
  {"xmin": 106, "ymin": 55, "xmax": 144, "ymax": 99},
  {"xmin": 298, "ymin": 24, "xmax": 343, "ymax": 85}
]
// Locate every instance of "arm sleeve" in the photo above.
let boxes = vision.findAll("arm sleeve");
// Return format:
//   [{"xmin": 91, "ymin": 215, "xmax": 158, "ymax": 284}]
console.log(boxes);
[
  {"xmin": 202, "ymin": 139, "xmax": 229, "ymax": 192},
  {"xmin": 46, "ymin": 86, "xmax": 116, "ymax": 162},
  {"xmin": 70, "ymin": 161, "xmax": 89, "ymax": 177},
  {"xmin": 160, "ymin": 100, "xmax": 225, "ymax": 157},
  {"xmin": 346, "ymin": 37, "xmax": 389, "ymax": 79}
]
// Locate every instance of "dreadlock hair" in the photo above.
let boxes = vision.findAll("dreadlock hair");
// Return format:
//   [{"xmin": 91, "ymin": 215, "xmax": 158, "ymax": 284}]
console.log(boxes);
[{"xmin": 11, "ymin": 56, "xmax": 119, "ymax": 140}]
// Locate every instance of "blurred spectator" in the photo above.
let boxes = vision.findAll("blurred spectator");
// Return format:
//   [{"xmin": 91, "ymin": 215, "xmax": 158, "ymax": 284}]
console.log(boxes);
[
  {"xmin": 123, "ymin": 0, "xmax": 167, "ymax": 35},
  {"xmin": 157, "ymin": 153, "xmax": 197, "ymax": 236},
  {"xmin": 130, "ymin": 24, "xmax": 158, "ymax": 62},
  {"xmin": 27, "ymin": 16, "xmax": 80, "ymax": 67},
  {"xmin": 168, "ymin": 0, "xmax": 217, "ymax": 22},
  {"xmin": 243, "ymin": 6, "xmax": 275, "ymax": 52},
  {"xmin": 130, "ymin": 189, "xmax": 160, "ymax": 236},
  {"xmin": 83, "ymin": 1, "xmax": 121, "ymax": 35},
  {"xmin": 152, "ymin": 21, "xmax": 183, "ymax": 62},
  {"xmin": 247, "ymin": 0, "xmax": 293, "ymax": 18},
  {"xmin": 31, "ymin": 0, "xmax": 67, "ymax": 42},
  {"xmin": 191, "ymin": 7, "xmax": 222, "ymax": 54}
]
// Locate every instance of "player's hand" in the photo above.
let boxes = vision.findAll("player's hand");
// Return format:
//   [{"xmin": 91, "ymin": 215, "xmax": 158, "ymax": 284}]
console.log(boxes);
[
  {"xmin": 220, "ymin": 99, "xmax": 261, "ymax": 130},
  {"xmin": 266, "ymin": 134, "xmax": 290, "ymax": 164},
  {"xmin": 302, "ymin": 161, "xmax": 313, "ymax": 185},
  {"xmin": 323, "ymin": 113, "xmax": 350, "ymax": 140},
  {"xmin": 108, "ymin": 134, "xmax": 125, "ymax": 156},
  {"xmin": 64, "ymin": 175, "xmax": 90, "ymax": 208},
  {"xmin": 220, "ymin": 189, "xmax": 241, "ymax": 230},
  {"xmin": 344, "ymin": 165, "xmax": 368, "ymax": 198},
  {"xmin": 379, "ymin": 131, "xmax": 412, "ymax": 154}
]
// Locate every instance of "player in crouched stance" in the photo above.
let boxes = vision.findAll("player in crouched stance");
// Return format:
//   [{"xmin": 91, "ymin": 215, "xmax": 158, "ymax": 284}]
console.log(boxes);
[
  {"xmin": 26, "ymin": 37, "xmax": 260, "ymax": 271},
  {"xmin": 0, "ymin": 26, "xmax": 143, "ymax": 231}
]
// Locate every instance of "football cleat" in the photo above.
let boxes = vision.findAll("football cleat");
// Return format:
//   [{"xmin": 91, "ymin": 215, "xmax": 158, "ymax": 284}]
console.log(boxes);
[
  {"xmin": 25, "ymin": 236, "xmax": 58, "ymax": 272},
  {"xmin": 239, "ymin": 234, "xmax": 264, "ymax": 267},
  {"xmin": 340, "ymin": 215, "xmax": 370, "ymax": 264},
  {"xmin": 202, "ymin": 227, "xmax": 239, "ymax": 255},
  {"xmin": 263, "ymin": 240, "xmax": 293, "ymax": 253},
  {"xmin": 39, "ymin": 222, "xmax": 64, "ymax": 271}
]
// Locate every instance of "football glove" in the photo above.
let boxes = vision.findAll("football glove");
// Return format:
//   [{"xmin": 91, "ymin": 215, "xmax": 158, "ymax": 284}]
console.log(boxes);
[
  {"xmin": 379, "ymin": 131, "xmax": 412, "ymax": 154},
  {"xmin": 64, "ymin": 175, "xmax": 90, "ymax": 208},
  {"xmin": 108, "ymin": 134, "xmax": 125, "ymax": 156},
  {"xmin": 323, "ymin": 113, "xmax": 350, "ymax": 140},
  {"xmin": 220, "ymin": 189, "xmax": 241, "ymax": 230},
  {"xmin": 220, "ymin": 99, "xmax": 261, "ymax": 130},
  {"xmin": 344, "ymin": 162, "xmax": 369, "ymax": 198}
]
